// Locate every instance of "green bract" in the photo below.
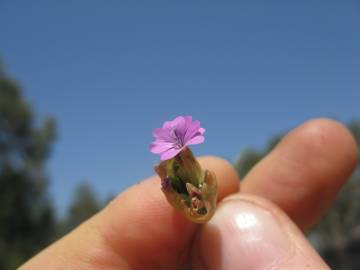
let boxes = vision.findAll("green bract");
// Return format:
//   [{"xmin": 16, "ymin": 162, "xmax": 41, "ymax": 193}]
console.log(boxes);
[{"xmin": 154, "ymin": 147, "xmax": 218, "ymax": 223}]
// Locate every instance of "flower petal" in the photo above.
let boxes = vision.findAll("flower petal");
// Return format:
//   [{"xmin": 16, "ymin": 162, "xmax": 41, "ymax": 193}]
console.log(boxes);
[
  {"xmin": 184, "ymin": 120, "xmax": 201, "ymax": 142},
  {"xmin": 185, "ymin": 135, "xmax": 205, "ymax": 146},
  {"xmin": 160, "ymin": 147, "xmax": 182, "ymax": 160},
  {"xmin": 162, "ymin": 116, "xmax": 187, "ymax": 143},
  {"xmin": 171, "ymin": 116, "xmax": 186, "ymax": 127},
  {"xmin": 152, "ymin": 128, "xmax": 173, "ymax": 141},
  {"xmin": 162, "ymin": 120, "xmax": 173, "ymax": 130},
  {"xmin": 172, "ymin": 116, "xmax": 187, "ymax": 137},
  {"xmin": 150, "ymin": 115, "xmax": 206, "ymax": 159},
  {"xmin": 149, "ymin": 142, "xmax": 174, "ymax": 154},
  {"xmin": 184, "ymin": 115, "xmax": 193, "ymax": 127}
]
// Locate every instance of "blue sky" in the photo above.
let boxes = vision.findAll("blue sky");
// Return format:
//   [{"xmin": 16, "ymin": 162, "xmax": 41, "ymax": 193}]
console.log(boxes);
[{"xmin": 1, "ymin": 1, "xmax": 359, "ymax": 215}]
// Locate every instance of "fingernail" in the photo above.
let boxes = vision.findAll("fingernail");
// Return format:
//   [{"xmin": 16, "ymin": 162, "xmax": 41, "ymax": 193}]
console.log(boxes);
[{"xmin": 200, "ymin": 197, "xmax": 293, "ymax": 270}]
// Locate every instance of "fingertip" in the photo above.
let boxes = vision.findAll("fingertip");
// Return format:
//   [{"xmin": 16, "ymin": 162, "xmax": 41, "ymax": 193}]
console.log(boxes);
[
  {"xmin": 242, "ymin": 118, "xmax": 358, "ymax": 230},
  {"xmin": 284, "ymin": 118, "xmax": 358, "ymax": 197},
  {"xmin": 293, "ymin": 118, "xmax": 358, "ymax": 172}
]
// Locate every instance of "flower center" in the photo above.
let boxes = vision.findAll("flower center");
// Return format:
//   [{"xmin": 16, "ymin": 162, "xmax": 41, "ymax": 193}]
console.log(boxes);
[{"xmin": 171, "ymin": 128, "xmax": 184, "ymax": 149}]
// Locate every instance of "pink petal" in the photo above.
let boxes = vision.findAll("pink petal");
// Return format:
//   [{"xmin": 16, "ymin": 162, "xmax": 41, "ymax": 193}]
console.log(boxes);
[
  {"xmin": 184, "ymin": 120, "xmax": 201, "ymax": 142},
  {"xmin": 183, "ymin": 116, "xmax": 195, "ymax": 139},
  {"xmin": 184, "ymin": 116, "xmax": 193, "ymax": 127},
  {"xmin": 162, "ymin": 116, "xmax": 187, "ymax": 142},
  {"xmin": 185, "ymin": 135, "xmax": 205, "ymax": 146},
  {"xmin": 162, "ymin": 120, "xmax": 173, "ymax": 130},
  {"xmin": 150, "ymin": 116, "xmax": 205, "ymax": 158},
  {"xmin": 149, "ymin": 142, "xmax": 174, "ymax": 154},
  {"xmin": 171, "ymin": 116, "xmax": 186, "ymax": 127},
  {"xmin": 172, "ymin": 116, "xmax": 187, "ymax": 136},
  {"xmin": 152, "ymin": 128, "xmax": 173, "ymax": 141},
  {"xmin": 163, "ymin": 116, "xmax": 184, "ymax": 129},
  {"xmin": 198, "ymin": 128, "xmax": 206, "ymax": 134},
  {"xmin": 160, "ymin": 147, "xmax": 182, "ymax": 160}
]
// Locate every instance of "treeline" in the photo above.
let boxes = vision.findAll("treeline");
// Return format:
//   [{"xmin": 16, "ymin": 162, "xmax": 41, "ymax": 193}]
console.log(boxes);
[{"xmin": 0, "ymin": 65, "xmax": 105, "ymax": 269}]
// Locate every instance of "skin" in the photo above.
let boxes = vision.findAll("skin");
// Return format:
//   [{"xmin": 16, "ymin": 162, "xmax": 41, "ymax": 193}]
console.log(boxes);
[{"xmin": 20, "ymin": 118, "xmax": 358, "ymax": 270}]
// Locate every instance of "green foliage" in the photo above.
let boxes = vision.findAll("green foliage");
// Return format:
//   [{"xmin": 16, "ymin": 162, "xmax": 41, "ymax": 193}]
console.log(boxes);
[
  {"xmin": 63, "ymin": 182, "xmax": 102, "ymax": 233},
  {"xmin": 348, "ymin": 121, "xmax": 360, "ymax": 166},
  {"xmin": 234, "ymin": 134, "xmax": 281, "ymax": 178},
  {"xmin": 0, "ymin": 64, "xmax": 110, "ymax": 269},
  {"xmin": 0, "ymin": 67, "xmax": 56, "ymax": 269},
  {"xmin": 234, "ymin": 148, "xmax": 262, "ymax": 178}
]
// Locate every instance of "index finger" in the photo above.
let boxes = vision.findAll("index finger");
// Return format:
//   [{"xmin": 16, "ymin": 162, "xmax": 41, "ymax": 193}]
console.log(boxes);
[
  {"xmin": 241, "ymin": 119, "xmax": 358, "ymax": 230},
  {"xmin": 20, "ymin": 156, "xmax": 240, "ymax": 270}
]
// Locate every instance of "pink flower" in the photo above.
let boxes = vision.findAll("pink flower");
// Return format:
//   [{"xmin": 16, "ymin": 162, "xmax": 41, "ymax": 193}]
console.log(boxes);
[{"xmin": 150, "ymin": 116, "xmax": 205, "ymax": 160}]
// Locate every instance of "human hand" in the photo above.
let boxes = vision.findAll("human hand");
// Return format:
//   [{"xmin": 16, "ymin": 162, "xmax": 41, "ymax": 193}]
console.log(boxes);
[{"xmin": 20, "ymin": 119, "xmax": 358, "ymax": 270}]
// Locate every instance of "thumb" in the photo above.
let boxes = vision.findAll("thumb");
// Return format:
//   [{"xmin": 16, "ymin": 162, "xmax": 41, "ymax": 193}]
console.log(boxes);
[{"xmin": 193, "ymin": 194, "xmax": 330, "ymax": 270}]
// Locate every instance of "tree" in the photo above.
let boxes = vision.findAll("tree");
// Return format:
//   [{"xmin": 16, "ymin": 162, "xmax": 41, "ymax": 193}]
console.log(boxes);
[
  {"xmin": 234, "ymin": 134, "xmax": 281, "ymax": 178},
  {"xmin": 0, "ymin": 65, "xmax": 56, "ymax": 269},
  {"xmin": 64, "ymin": 182, "xmax": 102, "ymax": 233},
  {"xmin": 234, "ymin": 148, "xmax": 262, "ymax": 179}
]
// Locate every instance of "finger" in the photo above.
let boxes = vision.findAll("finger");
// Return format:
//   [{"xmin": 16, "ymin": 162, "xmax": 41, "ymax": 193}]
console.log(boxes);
[
  {"xmin": 20, "ymin": 156, "xmax": 240, "ymax": 270},
  {"xmin": 99, "ymin": 156, "xmax": 240, "ymax": 268},
  {"xmin": 193, "ymin": 194, "xmax": 330, "ymax": 270},
  {"xmin": 241, "ymin": 119, "xmax": 358, "ymax": 230}
]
